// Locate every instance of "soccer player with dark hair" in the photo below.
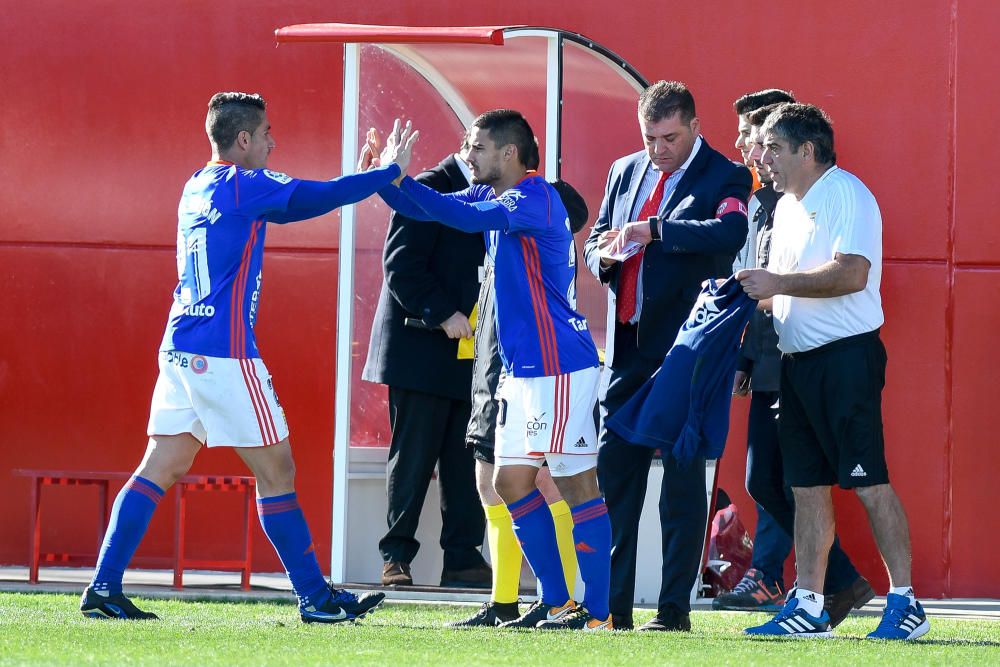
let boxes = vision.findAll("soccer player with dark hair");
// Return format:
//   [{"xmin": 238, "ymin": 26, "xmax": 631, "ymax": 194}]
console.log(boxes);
[
  {"xmin": 80, "ymin": 92, "xmax": 415, "ymax": 623},
  {"xmin": 739, "ymin": 103, "xmax": 928, "ymax": 640},
  {"xmin": 451, "ymin": 165, "xmax": 590, "ymax": 627},
  {"xmin": 372, "ymin": 109, "xmax": 613, "ymax": 632}
]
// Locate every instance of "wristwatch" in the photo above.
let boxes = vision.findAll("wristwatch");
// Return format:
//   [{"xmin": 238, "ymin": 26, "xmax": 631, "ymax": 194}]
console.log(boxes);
[{"xmin": 648, "ymin": 215, "xmax": 660, "ymax": 241}]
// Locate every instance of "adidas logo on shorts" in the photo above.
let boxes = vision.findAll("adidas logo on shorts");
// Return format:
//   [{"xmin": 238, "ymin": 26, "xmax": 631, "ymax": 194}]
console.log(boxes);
[
  {"xmin": 574, "ymin": 437, "xmax": 587, "ymax": 448},
  {"xmin": 851, "ymin": 464, "xmax": 867, "ymax": 478}
]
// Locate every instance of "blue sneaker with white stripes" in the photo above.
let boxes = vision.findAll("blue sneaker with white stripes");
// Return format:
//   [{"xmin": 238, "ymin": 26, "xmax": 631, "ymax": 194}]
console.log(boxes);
[
  {"xmin": 745, "ymin": 596, "xmax": 832, "ymax": 638},
  {"xmin": 866, "ymin": 593, "xmax": 929, "ymax": 640},
  {"xmin": 299, "ymin": 585, "xmax": 385, "ymax": 624}
]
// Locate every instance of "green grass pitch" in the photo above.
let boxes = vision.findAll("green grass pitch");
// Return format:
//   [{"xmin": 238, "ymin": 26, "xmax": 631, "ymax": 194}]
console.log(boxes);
[{"xmin": 1, "ymin": 593, "xmax": 998, "ymax": 665}]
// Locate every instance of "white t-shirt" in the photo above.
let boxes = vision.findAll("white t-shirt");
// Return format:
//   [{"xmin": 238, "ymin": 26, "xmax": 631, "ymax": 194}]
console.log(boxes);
[{"xmin": 769, "ymin": 166, "xmax": 883, "ymax": 353}]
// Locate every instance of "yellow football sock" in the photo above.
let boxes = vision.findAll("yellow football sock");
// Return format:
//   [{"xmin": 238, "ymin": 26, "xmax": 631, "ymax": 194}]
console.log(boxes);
[
  {"xmin": 549, "ymin": 500, "xmax": 578, "ymax": 599},
  {"xmin": 484, "ymin": 503, "xmax": 522, "ymax": 604}
]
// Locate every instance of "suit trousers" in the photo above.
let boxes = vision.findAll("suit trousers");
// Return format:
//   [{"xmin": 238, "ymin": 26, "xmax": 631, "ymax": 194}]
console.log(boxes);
[
  {"xmin": 745, "ymin": 390, "xmax": 860, "ymax": 593},
  {"xmin": 598, "ymin": 323, "xmax": 708, "ymax": 615},
  {"xmin": 379, "ymin": 387, "xmax": 486, "ymax": 571}
]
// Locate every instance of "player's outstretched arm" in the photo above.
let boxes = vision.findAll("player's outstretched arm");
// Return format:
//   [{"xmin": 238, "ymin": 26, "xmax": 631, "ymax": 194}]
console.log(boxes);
[
  {"xmin": 377, "ymin": 183, "xmax": 436, "ymax": 221},
  {"xmin": 270, "ymin": 118, "xmax": 420, "ymax": 224},
  {"xmin": 394, "ymin": 178, "xmax": 509, "ymax": 233},
  {"xmin": 377, "ymin": 178, "xmax": 505, "ymax": 230},
  {"xmin": 268, "ymin": 164, "xmax": 402, "ymax": 224}
]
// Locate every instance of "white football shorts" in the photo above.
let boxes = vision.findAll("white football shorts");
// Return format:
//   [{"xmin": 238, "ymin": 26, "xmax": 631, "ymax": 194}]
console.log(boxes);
[
  {"xmin": 494, "ymin": 366, "xmax": 600, "ymax": 477},
  {"xmin": 147, "ymin": 350, "xmax": 289, "ymax": 447}
]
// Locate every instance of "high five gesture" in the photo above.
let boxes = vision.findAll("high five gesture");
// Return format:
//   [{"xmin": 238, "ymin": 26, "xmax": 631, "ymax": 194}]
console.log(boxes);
[{"xmin": 357, "ymin": 119, "xmax": 420, "ymax": 185}]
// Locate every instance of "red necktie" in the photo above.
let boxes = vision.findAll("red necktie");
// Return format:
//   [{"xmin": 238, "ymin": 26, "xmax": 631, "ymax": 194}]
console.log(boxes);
[{"xmin": 616, "ymin": 169, "xmax": 671, "ymax": 323}]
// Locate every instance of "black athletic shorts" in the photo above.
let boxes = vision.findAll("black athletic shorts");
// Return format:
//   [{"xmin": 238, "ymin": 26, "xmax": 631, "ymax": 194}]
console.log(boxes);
[{"xmin": 778, "ymin": 330, "xmax": 890, "ymax": 489}]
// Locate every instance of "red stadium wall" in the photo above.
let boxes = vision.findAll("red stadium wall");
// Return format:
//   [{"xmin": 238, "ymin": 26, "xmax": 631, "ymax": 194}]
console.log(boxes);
[{"xmin": 2, "ymin": 0, "xmax": 997, "ymax": 597}]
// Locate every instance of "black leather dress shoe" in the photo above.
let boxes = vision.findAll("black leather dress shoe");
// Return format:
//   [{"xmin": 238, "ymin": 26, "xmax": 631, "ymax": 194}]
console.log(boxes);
[
  {"xmin": 440, "ymin": 561, "xmax": 492, "ymax": 588},
  {"xmin": 825, "ymin": 575, "xmax": 876, "ymax": 628},
  {"xmin": 637, "ymin": 608, "xmax": 691, "ymax": 632}
]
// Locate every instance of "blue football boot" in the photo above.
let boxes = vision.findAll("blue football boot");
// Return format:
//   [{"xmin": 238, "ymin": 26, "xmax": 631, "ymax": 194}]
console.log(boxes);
[{"xmin": 300, "ymin": 585, "xmax": 385, "ymax": 624}]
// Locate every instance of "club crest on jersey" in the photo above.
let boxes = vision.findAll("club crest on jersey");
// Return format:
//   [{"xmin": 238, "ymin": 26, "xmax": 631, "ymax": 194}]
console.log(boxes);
[
  {"xmin": 263, "ymin": 169, "xmax": 292, "ymax": 184},
  {"xmin": 497, "ymin": 189, "xmax": 526, "ymax": 212}
]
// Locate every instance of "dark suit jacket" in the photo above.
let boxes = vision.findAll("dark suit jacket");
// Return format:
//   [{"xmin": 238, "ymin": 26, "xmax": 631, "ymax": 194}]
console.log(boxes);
[
  {"xmin": 737, "ymin": 184, "xmax": 782, "ymax": 392},
  {"xmin": 584, "ymin": 139, "xmax": 752, "ymax": 367},
  {"xmin": 362, "ymin": 155, "xmax": 485, "ymax": 401}
]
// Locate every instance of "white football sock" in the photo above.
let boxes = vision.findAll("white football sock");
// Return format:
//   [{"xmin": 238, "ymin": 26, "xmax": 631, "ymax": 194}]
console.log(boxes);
[
  {"xmin": 889, "ymin": 586, "xmax": 916, "ymax": 605},
  {"xmin": 794, "ymin": 588, "xmax": 824, "ymax": 618}
]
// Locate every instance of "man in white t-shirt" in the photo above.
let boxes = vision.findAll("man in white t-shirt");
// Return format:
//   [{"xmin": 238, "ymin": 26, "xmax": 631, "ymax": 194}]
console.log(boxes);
[{"xmin": 736, "ymin": 103, "xmax": 928, "ymax": 641}]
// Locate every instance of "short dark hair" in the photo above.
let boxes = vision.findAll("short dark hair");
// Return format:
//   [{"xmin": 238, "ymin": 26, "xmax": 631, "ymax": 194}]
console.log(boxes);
[
  {"xmin": 762, "ymin": 103, "xmax": 836, "ymax": 166},
  {"xmin": 552, "ymin": 180, "xmax": 589, "ymax": 234},
  {"xmin": 524, "ymin": 136, "xmax": 541, "ymax": 171},
  {"xmin": 733, "ymin": 88, "xmax": 795, "ymax": 116},
  {"xmin": 638, "ymin": 80, "xmax": 696, "ymax": 123},
  {"xmin": 472, "ymin": 109, "xmax": 539, "ymax": 169},
  {"xmin": 747, "ymin": 102, "xmax": 784, "ymax": 127},
  {"xmin": 206, "ymin": 92, "xmax": 266, "ymax": 150}
]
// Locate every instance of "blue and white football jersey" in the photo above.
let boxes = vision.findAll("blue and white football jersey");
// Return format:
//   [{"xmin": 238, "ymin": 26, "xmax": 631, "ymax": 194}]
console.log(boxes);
[
  {"xmin": 160, "ymin": 162, "xmax": 300, "ymax": 359},
  {"xmin": 454, "ymin": 175, "xmax": 599, "ymax": 377},
  {"xmin": 607, "ymin": 275, "xmax": 756, "ymax": 464}
]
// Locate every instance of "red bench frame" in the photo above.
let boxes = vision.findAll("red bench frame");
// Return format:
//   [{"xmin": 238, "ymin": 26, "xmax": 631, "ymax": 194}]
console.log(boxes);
[{"xmin": 14, "ymin": 469, "xmax": 256, "ymax": 591}]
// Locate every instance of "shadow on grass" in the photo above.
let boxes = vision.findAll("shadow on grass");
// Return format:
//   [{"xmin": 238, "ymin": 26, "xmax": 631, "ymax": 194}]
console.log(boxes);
[
  {"xmin": 355, "ymin": 621, "xmax": 1000, "ymax": 647},
  {"xmin": 740, "ymin": 634, "xmax": 1000, "ymax": 648},
  {"xmin": 841, "ymin": 637, "xmax": 1000, "ymax": 648}
]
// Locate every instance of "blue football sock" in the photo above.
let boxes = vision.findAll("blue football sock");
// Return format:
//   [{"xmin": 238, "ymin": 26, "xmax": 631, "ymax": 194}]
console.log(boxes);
[
  {"xmin": 571, "ymin": 497, "xmax": 612, "ymax": 621},
  {"xmin": 91, "ymin": 475, "xmax": 164, "ymax": 595},
  {"xmin": 256, "ymin": 493, "xmax": 330, "ymax": 609},
  {"xmin": 508, "ymin": 489, "xmax": 570, "ymax": 606}
]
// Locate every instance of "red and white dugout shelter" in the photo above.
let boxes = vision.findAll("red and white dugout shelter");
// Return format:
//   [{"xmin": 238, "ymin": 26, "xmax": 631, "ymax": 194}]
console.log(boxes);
[{"xmin": 275, "ymin": 23, "xmax": 713, "ymax": 600}]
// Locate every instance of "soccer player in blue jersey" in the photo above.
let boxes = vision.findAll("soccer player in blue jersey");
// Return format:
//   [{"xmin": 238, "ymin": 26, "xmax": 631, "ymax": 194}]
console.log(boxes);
[
  {"xmin": 80, "ymin": 92, "xmax": 417, "ymax": 623},
  {"xmin": 371, "ymin": 109, "xmax": 613, "ymax": 631}
]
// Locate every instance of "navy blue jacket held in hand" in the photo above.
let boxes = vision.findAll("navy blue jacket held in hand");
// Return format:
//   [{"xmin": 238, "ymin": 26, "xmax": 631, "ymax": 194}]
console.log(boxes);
[{"xmin": 607, "ymin": 275, "xmax": 756, "ymax": 465}]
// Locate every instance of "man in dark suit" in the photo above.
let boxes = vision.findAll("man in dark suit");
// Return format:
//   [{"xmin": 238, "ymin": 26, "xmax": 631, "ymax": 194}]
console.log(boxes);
[
  {"xmin": 583, "ymin": 81, "xmax": 751, "ymax": 631},
  {"xmin": 363, "ymin": 143, "xmax": 491, "ymax": 588}
]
